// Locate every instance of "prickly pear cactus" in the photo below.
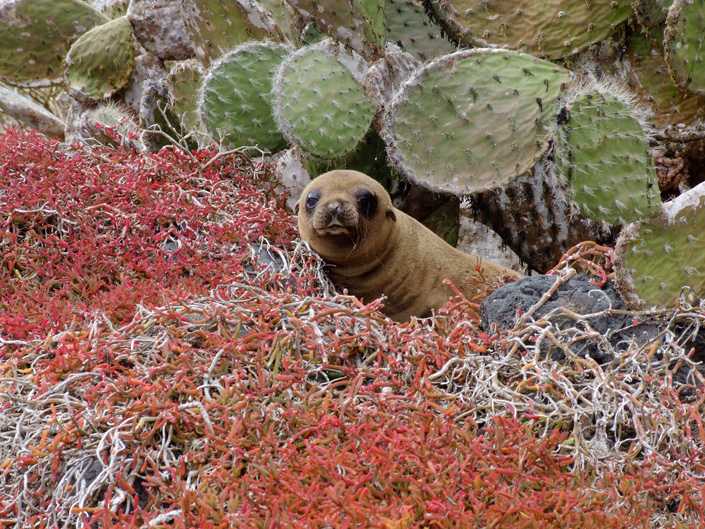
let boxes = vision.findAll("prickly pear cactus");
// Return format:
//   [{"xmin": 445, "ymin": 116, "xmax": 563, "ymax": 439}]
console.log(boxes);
[
  {"xmin": 258, "ymin": 0, "xmax": 300, "ymax": 44},
  {"xmin": 555, "ymin": 81, "xmax": 661, "ymax": 225},
  {"xmin": 382, "ymin": 48, "xmax": 571, "ymax": 195},
  {"xmin": 180, "ymin": 0, "xmax": 284, "ymax": 63},
  {"xmin": 272, "ymin": 40, "xmax": 377, "ymax": 159},
  {"xmin": 139, "ymin": 59, "xmax": 207, "ymax": 152},
  {"xmin": 633, "ymin": 0, "xmax": 671, "ymax": 27},
  {"xmin": 617, "ymin": 28, "xmax": 705, "ymax": 129},
  {"xmin": 384, "ymin": 0, "xmax": 457, "ymax": 62},
  {"xmin": 168, "ymin": 60, "xmax": 205, "ymax": 135},
  {"xmin": 0, "ymin": 0, "xmax": 108, "ymax": 85},
  {"xmin": 199, "ymin": 41, "xmax": 290, "ymax": 152},
  {"xmin": 65, "ymin": 16, "xmax": 137, "ymax": 101},
  {"xmin": 665, "ymin": 0, "xmax": 705, "ymax": 95},
  {"xmin": 76, "ymin": 101, "xmax": 141, "ymax": 149},
  {"xmin": 429, "ymin": 0, "xmax": 632, "ymax": 60},
  {"xmin": 93, "ymin": 0, "xmax": 131, "ymax": 19},
  {"xmin": 615, "ymin": 181, "xmax": 705, "ymax": 309},
  {"xmin": 285, "ymin": 0, "xmax": 386, "ymax": 59}
]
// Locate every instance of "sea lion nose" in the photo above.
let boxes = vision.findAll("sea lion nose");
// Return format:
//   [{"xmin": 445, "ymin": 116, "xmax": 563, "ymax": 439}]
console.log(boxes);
[{"xmin": 327, "ymin": 201, "xmax": 342, "ymax": 216}]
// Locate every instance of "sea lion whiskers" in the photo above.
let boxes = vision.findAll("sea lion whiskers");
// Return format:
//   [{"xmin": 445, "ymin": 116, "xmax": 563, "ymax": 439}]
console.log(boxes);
[
  {"xmin": 345, "ymin": 225, "xmax": 363, "ymax": 258},
  {"xmin": 352, "ymin": 221, "xmax": 366, "ymax": 248}
]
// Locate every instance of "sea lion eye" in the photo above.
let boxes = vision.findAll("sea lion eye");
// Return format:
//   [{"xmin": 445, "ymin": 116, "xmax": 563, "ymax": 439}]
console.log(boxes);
[
  {"xmin": 356, "ymin": 191, "xmax": 378, "ymax": 218},
  {"xmin": 305, "ymin": 192, "xmax": 320, "ymax": 213}
]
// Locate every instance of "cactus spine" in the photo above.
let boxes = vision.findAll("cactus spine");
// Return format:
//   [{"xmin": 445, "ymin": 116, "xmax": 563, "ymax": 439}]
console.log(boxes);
[
  {"xmin": 428, "ymin": 0, "xmax": 633, "ymax": 60},
  {"xmin": 285, "ymin": 0, "xmax": 386, "ymax": 59},
  {"xmin": 615, "ymin": 181, "xmax": 705, "ymax": 309},
  {"xmin": 384, "ymin": 0, "xmax": 457, "ymax": 62},
  {"xmin": 180, "ymin": 0, "xmax": 284, "ymax": 64}
]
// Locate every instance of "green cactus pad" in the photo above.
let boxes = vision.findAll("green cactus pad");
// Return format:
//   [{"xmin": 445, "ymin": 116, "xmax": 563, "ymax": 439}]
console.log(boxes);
[
  {"xmin": 78, "ymin": 101, "xmax": 141, "ymax": 149},
  {"xmin": 620, "ymin": 28, "xmax": 705, "ymax": 129},
  {"xmin": 65, "ymin": 16, "xmax": 137, "ymax": 100},
  {"xmin": 272, "ymin": 40, "xmax": 377, "ymax": 159},
  {"xmin": 382, "ymin": 48, "xmax": 571, "ymax": 195},
  {"xmin": 168, "ymin": 60, "xmax": 205, "ymax": 135},
  {"xmin": 665, "ymin": 0, "xmax": 705, "ymax": 94},
  {"xmin": 429, "ymin": 0, "xmax": 632, "ymax": 60},
  {"xmin": 285, "ymin": 0, "xmax": 385, "ymax": 59},
  {"xmin": 199, "ymin": 41, "xmax": 290, "ymax": 152},
  {"xmin": 615, "ymin": 183, "xmax": 705, "ymax": 309},
  {"xmin": 258, "ymin": 0, "xmax": 299, "ymax": 44},
  {"xmin": 384, "ymin": 0, "xmax": 457, "ymax": 62},
  {"xmin": 0, "ymin": 0, "xmax": 108, "ymax": 85},
  {"xmin": 555, "ymin": 82, "xmax": 661, "ymax": 225},
  {"xmin": 633, "ymin": 0, "xmax": 671, "ymax": 28},
  {"xmin": 181, "ymin": 0, "xmax": 283, "ymax": 63}
]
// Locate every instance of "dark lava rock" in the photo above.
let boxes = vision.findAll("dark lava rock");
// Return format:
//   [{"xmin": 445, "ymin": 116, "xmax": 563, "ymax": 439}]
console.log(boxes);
[
  {"xmin": 244, "ymin": 242, "xmax": 289, "ymax": 278},
  {"xmin": 480, "ymin": 273, "xmax": 660, "ymax": 364},
  {"xmin": 481, "ymin": 273, "xmax": 705, "ymax": 399}
]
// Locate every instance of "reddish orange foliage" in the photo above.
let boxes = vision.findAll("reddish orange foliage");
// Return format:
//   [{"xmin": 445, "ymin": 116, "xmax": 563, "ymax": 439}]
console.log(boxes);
[{"xmin": 0, "ymin": 130, "xmax": 702, "ymax": 528}]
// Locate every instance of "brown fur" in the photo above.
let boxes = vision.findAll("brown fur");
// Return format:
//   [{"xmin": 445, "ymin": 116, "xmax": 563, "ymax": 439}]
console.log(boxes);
[{"xmin": 296, "ymin": 170, "xmax": 520, "ymax": 321}]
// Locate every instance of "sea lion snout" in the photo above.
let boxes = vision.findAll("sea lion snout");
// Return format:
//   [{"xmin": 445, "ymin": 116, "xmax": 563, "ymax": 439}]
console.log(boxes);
[
  {"xmin": 297, "ymin": 170, "xmax": 396, "ymax": 265},
  {"xmin": 312, "ymin": 198, "xmax": 359, "ymax": 232}
]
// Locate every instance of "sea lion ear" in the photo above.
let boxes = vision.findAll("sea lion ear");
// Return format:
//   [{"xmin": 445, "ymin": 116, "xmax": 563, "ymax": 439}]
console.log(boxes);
[
  {"xmin": 294, "ymin": 202, "xmax": 300, "ymax": 214},
  {"xmin": 386, "ymin": 208, "xmax": 397, "ymax": 221}
]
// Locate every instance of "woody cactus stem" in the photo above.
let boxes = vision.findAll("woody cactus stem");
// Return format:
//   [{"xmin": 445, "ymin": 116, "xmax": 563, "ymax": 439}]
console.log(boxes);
[
  {"xmin": 471, "ymin": 160, "xmax": 616, "ymax": 273},
  {"xmin": 0, "ymin": 84, "xmax": 65, "ymax": 139}
]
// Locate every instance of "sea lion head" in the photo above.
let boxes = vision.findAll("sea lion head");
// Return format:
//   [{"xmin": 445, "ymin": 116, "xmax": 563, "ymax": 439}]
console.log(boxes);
[{"xmin": 296, "ymin": 170, "xmax": 397, "ymax": 265}]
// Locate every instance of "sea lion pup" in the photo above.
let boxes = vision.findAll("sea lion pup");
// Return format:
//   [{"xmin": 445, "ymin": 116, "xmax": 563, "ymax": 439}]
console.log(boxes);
[{"xmin": 296, "ymin": 170, "xmax": 521, "ymax": 321}]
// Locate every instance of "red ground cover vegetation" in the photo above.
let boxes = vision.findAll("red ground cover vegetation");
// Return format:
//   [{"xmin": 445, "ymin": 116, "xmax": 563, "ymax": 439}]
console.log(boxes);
[
  {"xmin": 0, "ymin": 129, "xmax": 703, "ymax": 528},
  {"xmin": 0, "ymin": 128, "xmax": 294, "ymax": 340}
]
